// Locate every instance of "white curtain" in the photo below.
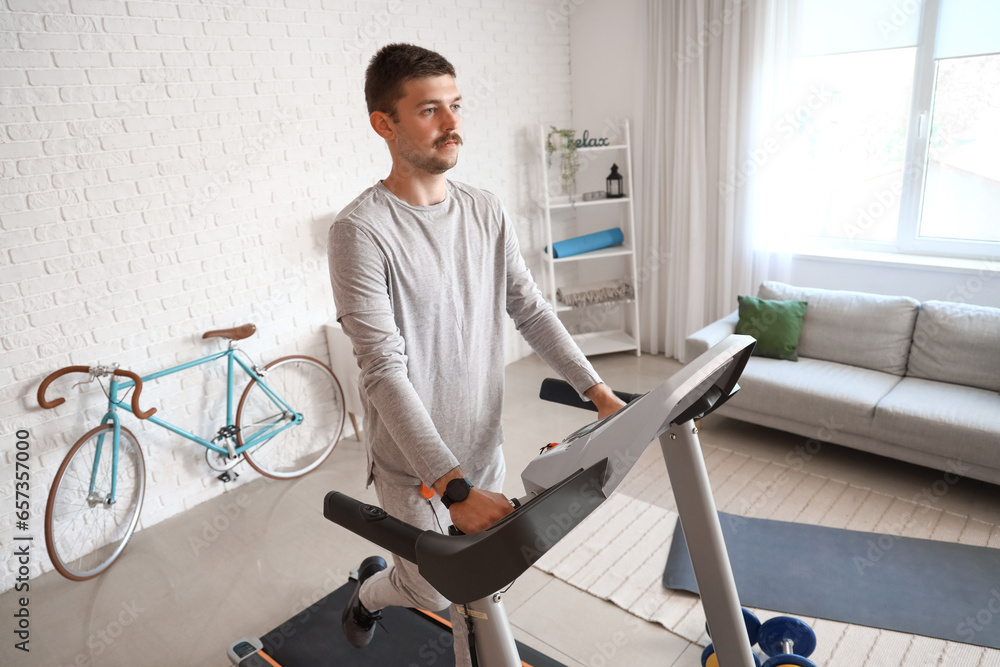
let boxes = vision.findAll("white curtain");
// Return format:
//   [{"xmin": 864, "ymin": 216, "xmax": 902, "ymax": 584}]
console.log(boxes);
[{"xmin": 637, "ymin": 0, "xmax": 792, "ymax": 360}]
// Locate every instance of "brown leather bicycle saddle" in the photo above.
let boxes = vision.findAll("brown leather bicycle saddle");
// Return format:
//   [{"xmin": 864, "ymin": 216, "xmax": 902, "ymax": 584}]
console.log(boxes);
[{"xmin": 202, "ymin": 323, "xmax": 257, "ymax": 341}]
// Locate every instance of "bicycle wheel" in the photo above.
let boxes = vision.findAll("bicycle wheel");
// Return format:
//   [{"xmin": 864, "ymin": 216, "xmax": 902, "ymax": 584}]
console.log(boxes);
[
  {"xmin": 237, "ymin": 355, "xmax": 345, "ymax": 479},
  {"xmin": 44, "ymin": 424, "xmax": 145, "ymax": 581}
]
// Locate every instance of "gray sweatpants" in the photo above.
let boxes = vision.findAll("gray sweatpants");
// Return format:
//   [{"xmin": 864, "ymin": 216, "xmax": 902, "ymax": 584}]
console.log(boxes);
[{"xmin": 359, "ymin": 458, "xmax": 505, "ymax": 667}]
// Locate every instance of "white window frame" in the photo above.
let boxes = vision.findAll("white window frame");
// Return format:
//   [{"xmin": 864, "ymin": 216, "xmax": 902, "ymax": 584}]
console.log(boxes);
[
  {"xmin": 788, "ymin": 0, "xmax": 999, "ymax": 261},
  {"xmin": 896, "ymin": 0, "xmax": 998, "ymax": 259}
]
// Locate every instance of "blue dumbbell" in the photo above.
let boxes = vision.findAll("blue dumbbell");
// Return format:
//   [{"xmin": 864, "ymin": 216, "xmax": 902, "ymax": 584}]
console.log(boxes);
[
  {"xmin": 758, "ymin": 616, "xmax": 818, "ymax": 667},
  {"xmin": 701, "ymin": 643, "xmax": 761, "ymax": 667},
  {"xmin": 704, "ymin": 607, "xmax": 762, "ymax": 645},
  {"xmin": 701, "ymin": 608, "xmax": 763, "ymax": 667}
]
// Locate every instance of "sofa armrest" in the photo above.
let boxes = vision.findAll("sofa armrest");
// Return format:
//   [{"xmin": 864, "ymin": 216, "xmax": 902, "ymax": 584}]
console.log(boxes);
[{"xmin": 683, "ymin": 310, "xmax": 739, "ymax": 363}]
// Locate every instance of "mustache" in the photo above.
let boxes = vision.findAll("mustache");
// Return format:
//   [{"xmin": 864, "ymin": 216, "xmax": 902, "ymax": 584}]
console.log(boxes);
[{"xmin": 435, "ymin": 133, "xmax": 463, "ymax": 147}]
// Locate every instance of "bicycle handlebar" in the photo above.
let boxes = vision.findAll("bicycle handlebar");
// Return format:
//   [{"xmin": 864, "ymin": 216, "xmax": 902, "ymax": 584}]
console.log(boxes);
[
  {"xmin": 36, "ymin": 366, "xmax": 89, "ymax": 409},
  {"xmin": 112, "ymin": 369, "xmax": 156, "ymax": 419},
  {"xmin": 37, "ymin": 366, "xmax": 157, "ymax": 420}
]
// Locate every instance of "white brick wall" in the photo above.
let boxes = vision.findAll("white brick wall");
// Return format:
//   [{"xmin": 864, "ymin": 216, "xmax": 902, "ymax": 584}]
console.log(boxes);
[{"xmin": 0, "ymin": 0, "xmax": 573, "ymax": 591}]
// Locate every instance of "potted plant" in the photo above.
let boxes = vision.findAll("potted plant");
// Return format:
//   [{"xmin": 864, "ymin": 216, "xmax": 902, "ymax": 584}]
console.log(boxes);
[{"xmin": 545, "ymin": 126, "xmax": 579, "ymax": 202}]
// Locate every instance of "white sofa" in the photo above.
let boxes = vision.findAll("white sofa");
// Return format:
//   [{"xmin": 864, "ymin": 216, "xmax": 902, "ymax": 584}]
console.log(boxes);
[{"xmin": 686, "ymin": 281, "xmax": 1000, "ymax": 486}]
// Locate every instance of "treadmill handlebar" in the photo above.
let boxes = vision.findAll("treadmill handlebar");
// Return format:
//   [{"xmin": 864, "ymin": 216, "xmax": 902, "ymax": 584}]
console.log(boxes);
[
  {"xmin": 323, "ymin": 492, "xmax": 422, "ymax": 564},
  {"xmin": 324, "ymin": 462, "xmax": 609, "ymax": 602},
  {"xmin": 539, "ymin": 378, "xmax": 642, "ymax": 412}
]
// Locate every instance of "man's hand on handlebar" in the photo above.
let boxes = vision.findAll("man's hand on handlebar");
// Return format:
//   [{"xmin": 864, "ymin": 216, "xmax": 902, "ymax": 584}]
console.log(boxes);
[
  {"xmin": 427, "ymin": 381, "xmax": 628, "ymax": 536},
  {"xmin": 448, "ymin": 488, "xmax": 513, "ymax": 534},
  {"xmin": 585, "ymin": 382, "xmax": 627, "ymax": 420},
  {"xmin": 432, "ymin": 466, "xmax": 514, "ymax": 535}
]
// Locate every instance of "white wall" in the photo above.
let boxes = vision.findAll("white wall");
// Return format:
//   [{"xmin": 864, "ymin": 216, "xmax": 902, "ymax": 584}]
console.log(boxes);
[
  {"xmin": 568, "ymin": 0, "xmax": 642, "ymax": 134},
  {"xmin": 0, "ymin": 0, "xmax": 573, "ymax": 591},
  {"xmin": 560, "ymin": 0, "xmax": 644, "ymax": 336},
  {"xmin": 777, "ymin": 253, "xmax": 1000, "ymax": 307}
]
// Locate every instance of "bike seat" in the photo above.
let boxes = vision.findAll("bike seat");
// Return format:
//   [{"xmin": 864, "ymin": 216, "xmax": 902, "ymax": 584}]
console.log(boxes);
[{"xmin": 203, "ymin": 324, "xmax": 257, "ymax": 341}]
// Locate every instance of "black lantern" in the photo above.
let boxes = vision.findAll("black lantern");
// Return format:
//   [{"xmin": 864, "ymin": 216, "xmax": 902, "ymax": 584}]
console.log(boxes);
[{"xmin": 606, "ymin": 163, "xmax": 624, "ymax": 198}]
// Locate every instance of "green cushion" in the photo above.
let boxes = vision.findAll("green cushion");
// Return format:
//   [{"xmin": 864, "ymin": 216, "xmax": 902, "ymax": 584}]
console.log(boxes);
[{"xmin": 735, "ymin": 296, "xmax": 809, "ymax": 361}]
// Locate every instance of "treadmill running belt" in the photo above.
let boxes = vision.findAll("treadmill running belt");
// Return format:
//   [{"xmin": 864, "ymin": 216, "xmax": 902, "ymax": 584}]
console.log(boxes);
[{"xmin": 259, "ymin": 582, "xmax": 565, "ymax": 666}]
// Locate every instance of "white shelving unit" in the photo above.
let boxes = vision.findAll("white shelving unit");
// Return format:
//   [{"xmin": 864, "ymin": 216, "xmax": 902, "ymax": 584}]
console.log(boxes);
[{"xmin": 539, "ymin": 121, "xmax": 641, "ymax": 357}]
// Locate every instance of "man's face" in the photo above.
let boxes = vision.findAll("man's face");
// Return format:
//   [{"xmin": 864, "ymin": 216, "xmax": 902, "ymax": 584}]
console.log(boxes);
[{"xmin": 389, "ymin": 75, "xmax": 463, "ymax": 175}]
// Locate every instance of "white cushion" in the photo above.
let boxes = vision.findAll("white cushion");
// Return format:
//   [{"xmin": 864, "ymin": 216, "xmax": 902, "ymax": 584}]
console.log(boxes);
[
  {"xmin": 728, "ymin": 356, "xmax": 902, "ymax": 439},
  {"xmin": 758, "ymin": 281, "xmax": 919, "ymax": 375},
  {"xmin": 872, "ymin": 377, "xmax": 1000, "ymax": 467},
  {"xmin": 906, "ymin": 300, "xmax": 1000, "ymax": 393}
]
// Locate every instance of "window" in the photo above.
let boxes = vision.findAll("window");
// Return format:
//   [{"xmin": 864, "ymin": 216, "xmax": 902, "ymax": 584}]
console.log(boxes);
[
  {"xmin": 761, "ymin": 0, "xmax": 1000, "ymax": 259},
  {"xmin": 917, "ymin": 54, "xmax": 1000, "ymax": 246}
]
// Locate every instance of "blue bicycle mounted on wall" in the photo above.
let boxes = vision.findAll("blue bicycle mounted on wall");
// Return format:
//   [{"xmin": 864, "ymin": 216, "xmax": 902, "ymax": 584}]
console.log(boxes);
[{"xmin": 37, "ymin": 324, "xmax": 346, "ymax": 581}]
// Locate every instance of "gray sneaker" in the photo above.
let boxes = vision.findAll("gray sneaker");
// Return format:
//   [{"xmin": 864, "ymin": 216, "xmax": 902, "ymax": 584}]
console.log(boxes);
[{"xmin": 342, "ymin": 555, "xmax": 387, "ymax": 649}]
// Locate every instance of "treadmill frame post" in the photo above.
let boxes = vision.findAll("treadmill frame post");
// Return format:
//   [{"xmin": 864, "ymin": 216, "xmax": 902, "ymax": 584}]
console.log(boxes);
[
  {"xmin": 660, "ymin": 420, "xmax": 755, "ymax": 667},
  {"xmin": 462, "ymin": 420, "xmax": 756, "ymax": 667},
  {"xmin": 462, "ymin": 594, "xmax": 520, "ymax": 667}
]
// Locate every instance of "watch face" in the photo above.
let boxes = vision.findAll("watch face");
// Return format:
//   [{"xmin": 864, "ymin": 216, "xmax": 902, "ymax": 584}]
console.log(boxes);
[{"xmin": 446, "ymin": 478, "xmax": 472, "ymax": 503}]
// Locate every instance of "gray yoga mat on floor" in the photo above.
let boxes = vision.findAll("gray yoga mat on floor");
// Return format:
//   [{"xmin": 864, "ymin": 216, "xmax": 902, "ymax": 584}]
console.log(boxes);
[{"xmin": 663, "ymin": 512, "xmax": 1000, "ymax": 649}]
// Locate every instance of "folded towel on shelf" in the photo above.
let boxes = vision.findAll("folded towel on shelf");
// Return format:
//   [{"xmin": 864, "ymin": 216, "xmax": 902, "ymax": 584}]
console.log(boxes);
[{"xmin": 557, "ymin": 279, "xmax": 635, "ymax": 308}]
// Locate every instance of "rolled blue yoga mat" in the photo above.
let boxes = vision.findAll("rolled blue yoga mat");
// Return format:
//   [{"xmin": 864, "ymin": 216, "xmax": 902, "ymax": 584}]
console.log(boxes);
[{"xmin": 547, "ymin": 227, "xmax": 624, "ymax": 259}]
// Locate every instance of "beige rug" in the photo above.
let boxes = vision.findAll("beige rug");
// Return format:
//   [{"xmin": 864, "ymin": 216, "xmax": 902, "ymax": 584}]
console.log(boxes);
[{"xmin": 534, "ymin": 443, "xmax": 1000, "ymax": 666}]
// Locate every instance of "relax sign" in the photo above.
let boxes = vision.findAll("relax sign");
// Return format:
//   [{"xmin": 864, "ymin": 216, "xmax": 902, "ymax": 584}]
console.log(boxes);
[{"xmin": 573, "ymin": 130, "xmax": 611, "ymax": 148}]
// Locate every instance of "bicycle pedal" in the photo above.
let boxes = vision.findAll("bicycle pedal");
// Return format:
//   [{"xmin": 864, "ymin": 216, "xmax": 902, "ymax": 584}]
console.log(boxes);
[{"xmin": 217, "ymin": 470, "xmax": 239, "ymax": 483}]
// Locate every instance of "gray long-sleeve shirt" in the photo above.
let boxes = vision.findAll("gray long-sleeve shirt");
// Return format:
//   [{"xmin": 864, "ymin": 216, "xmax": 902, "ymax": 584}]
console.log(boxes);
[{"xmin": 328, "ymin": 180, "xmax": 602, "ymax": 487}]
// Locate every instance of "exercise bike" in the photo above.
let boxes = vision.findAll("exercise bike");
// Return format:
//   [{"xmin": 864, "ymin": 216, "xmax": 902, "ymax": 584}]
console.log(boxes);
[{"xmin": 241, "ymin": 334, "xmax": 759, "ymax": 667}]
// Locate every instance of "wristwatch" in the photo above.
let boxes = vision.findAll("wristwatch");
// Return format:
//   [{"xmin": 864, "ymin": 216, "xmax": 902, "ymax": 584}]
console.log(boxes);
[{"xmin": 441, "ymin": 478, "xmax": 473, "ymax": 508}]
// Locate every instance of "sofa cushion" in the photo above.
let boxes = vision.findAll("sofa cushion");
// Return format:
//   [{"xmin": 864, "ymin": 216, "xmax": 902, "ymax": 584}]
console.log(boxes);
[
  {"xmin": 758, "ymin": 281, "xmax": 919, "ymax": 375},
  {"xmin": 729, "ymin": 356, "xmax": 902, "ymax": 439},
  {"xmin": 735, "ymin": 296, "xmax": 808, "ymax": 361},
  {"xmin": 871, "ymin": 377, "xmax": 1000, "ymax": 470},
  {"xmin": 906, "ymin": 300, "xmax": 1000, "ymax": 393}
]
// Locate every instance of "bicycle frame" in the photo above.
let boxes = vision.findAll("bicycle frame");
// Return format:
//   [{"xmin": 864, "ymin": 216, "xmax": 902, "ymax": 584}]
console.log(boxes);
[{"xmin": 97, "ymin": 344, "xmax": 300, "ymax": 503}]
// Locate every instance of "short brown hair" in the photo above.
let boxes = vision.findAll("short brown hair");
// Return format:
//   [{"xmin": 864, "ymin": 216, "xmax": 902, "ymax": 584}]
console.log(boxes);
[{"xmin": 364, "ymin": 43, "xmax": 457, "ymax": 120}]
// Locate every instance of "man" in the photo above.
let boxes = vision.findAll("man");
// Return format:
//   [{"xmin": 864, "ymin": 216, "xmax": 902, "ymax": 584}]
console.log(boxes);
[{"xmin": 328, "ymin": 43, "xmax": 625, "ymax": 666}]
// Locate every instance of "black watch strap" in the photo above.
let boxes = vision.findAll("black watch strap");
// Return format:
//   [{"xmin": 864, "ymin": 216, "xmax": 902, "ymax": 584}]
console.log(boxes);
[{"xmin": 441, "ymin": 478, "xmax": 473, "ymax": 509}]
